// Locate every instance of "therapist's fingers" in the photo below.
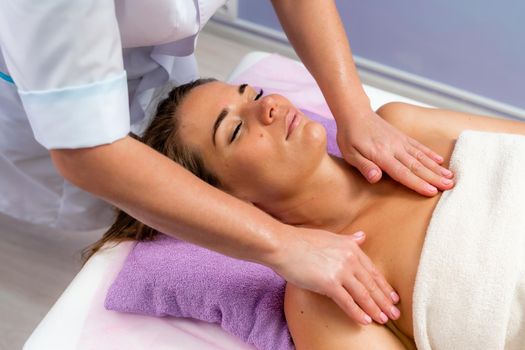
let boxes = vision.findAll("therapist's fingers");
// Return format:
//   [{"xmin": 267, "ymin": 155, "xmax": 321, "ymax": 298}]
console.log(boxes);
[
  {"xmin": 388, "ymin": 157, "xmax": 439, "ymax": 196},
  {"xmin": 331, "ymin": 285, "xmax": 373, "ymax": 325},
  {"xmin": 406, "ymin": 145, "xmax": 453, "ymax": 181},
  {"xmin": 407, "ymin": 138, "xmax": 453, "ymax": 178},
  {"xmin": 355, "ymin": 250, "xmax": 401, "ymax": 321},
  {"xmin": 344, "ymin": 276, "xmax": 391, "ymax": 325},
  {"xmin": 353, "ymin": 232, "xmax": 399, "ymax": 308},
  {"xmin": 345, "ymin": 149, "xmax": 383, "ymax": 184},
  {"xmin": 395, "ymin": 150, "xmax": 454, "ymax": 194},
  {"xmin": 407, "ymin": 137, "xmax": 447, "ymax": 166}
]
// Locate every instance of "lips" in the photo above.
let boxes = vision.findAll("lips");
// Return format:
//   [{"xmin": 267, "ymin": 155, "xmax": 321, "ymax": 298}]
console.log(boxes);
[{"xmin": 285, "ymin": 109, "xmax": 302, "ymax": 140}]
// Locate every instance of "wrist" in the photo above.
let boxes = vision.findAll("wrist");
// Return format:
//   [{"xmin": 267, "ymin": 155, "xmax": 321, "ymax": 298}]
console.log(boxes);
[
  {"xmin": 262, "ymin": 222, "xmax": 298, "ymax": 274},
  {"xmin": 332, "ymin": 98, "xmax": 373, "ymax": 128},
  {"xmin": 335, "ymin": 108, "xmax": 374, "ymax": 134}
]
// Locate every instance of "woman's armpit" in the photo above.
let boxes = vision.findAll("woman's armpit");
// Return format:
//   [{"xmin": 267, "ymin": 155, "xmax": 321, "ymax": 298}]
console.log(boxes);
[{"xmin": 284, "ymin": 283, "xmax": 408, "ymax": 350}]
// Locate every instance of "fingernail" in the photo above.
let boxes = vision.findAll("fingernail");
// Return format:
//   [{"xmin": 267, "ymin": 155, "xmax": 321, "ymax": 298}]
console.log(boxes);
[
  {"xmin": 435, "ymin": 155, "xmax": 444, "ymax": 162},
  {"xmin": 379, "ymin": 312, "xmax": 388, "ymax": 323},
  {"xmin": 391, "ymin": 306, "xmax": 401, "ymax": 319},
  {"xmin": 426, "ymin": 184, "xmax": 437, "ymax": 193},
  {"xmin": 441, "ymin": 168, "xmax": 452, "ymax": 177},
  {"xmin": 353, "ymin": 231, "xmax": 365, "ymax": 239},
  {"xmin": 364, "ymin": 314, "xmax": 372, "ymax": 324},
  {"xmin": 367, "ymin": 169, "xmax": 379, "ymax": 181},
  {"xmin": 391, "ymin": 291, "xmax": 400, "ymax": 303},
  {"xmin": 441, "ymin": 178, "xmax": 453, "ymax": 186}
]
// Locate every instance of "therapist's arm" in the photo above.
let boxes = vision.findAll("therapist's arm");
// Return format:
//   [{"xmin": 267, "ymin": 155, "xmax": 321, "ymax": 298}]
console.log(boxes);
[
  {"xmin": 0, "ymin": 0, "xmax": 398, "ymax": 326},
  {"xmin": 271, "ymin": 0, "xmax": 454, "ymax": 196},
  {"xmin": 50, "ymin": 136, "xmax": 400, "ymax": 326}
]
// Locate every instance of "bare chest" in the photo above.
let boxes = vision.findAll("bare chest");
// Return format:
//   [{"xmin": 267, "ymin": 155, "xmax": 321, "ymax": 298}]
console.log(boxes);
[{"xmin": 343, "ymin": 188, "xmax": 442, "ymax": 339}]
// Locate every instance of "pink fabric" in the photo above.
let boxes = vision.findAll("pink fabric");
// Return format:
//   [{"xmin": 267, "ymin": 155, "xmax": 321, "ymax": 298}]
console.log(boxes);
[{"xmin": 229, "ymin": 54, "xmax": 335, "ymax": 121}]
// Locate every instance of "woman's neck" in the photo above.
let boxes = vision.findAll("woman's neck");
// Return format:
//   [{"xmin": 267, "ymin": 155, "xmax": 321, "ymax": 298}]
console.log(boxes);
[{"xmin": 260, "ymin": 155, "xmax": 382, "ymax": 233}]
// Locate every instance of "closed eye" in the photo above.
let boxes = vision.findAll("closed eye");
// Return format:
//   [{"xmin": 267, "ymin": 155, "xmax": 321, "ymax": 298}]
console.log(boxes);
[
  {"xmin": 254, "ymin": 88, "xmax": 263, "ymax": 101},
  {"xmin": 230, "ymin": 121, "xmax": 242, "ymax": 143},
  {"xmin": 228, "ymin": 88, "xmax": 261, "ymax": 144}
]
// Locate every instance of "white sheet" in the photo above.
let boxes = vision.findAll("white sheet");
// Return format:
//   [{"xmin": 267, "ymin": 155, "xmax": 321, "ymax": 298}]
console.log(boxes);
[
  {"xmin": 25, "ymin": 241, "xmax": 252, "ymax": 350},
  {"xmin": 24, "ymin": 51, "xmax": 432, "ymax": 349}
]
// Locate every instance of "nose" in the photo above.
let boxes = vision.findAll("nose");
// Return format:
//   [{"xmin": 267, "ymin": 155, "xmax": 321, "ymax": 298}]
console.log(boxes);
[{"xmin": 256, "ymin": 95, "xmax": 277, "ymax": 125}]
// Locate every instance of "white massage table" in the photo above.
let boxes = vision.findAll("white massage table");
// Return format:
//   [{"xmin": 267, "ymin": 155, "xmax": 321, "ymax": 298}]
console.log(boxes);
[{"xmin": 24, "ymin": 51, "xmax": 430, "ymax": 350}]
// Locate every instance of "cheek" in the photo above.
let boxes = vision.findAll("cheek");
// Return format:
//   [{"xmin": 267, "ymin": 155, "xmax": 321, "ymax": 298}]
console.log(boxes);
[
  {"xmin": 230, "ymin": 140, "xmax": 276, "ymax": 179},
  {"xmin": 222, "ymin": 138, "xmax": 282, "ymax": 193},
  {"xmin": 234, "ymin": 123, "xmax": 326, "ymax": 179},
  {"xmin": 219, "ymin": 124, "xmax": 327, "ymax": 200}
]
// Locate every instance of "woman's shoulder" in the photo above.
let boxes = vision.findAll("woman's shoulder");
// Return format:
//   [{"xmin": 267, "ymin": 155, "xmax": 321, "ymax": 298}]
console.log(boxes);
[
  {"xmin": 284, "ymin": 283, "xmax": 409, "ymax": 349},
  {"xmin": 375, "ymin": 102, "xmax": 456, "ymax": 164},
  {"xmin": 375, "ymin": 101, "xmax": 525, "ymax": 166}
]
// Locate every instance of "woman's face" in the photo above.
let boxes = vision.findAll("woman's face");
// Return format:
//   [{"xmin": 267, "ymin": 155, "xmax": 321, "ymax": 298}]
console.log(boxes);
[{"xmin": 177, "ymin": 81, "xmax": 327, "ymax": 203}]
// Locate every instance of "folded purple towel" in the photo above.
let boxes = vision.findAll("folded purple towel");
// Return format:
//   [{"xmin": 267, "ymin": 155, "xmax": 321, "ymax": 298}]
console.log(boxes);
[
  {"xmin": 106, "ymin": 235, "xmax": 293, "ymax": 350},
  {"xmin": 105, "ymin": 113, "xmax": 338, "ymax": 350}
]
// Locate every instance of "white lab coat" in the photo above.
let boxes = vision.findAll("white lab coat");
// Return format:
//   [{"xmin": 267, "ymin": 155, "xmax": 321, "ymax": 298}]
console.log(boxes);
[{"xmin": 0, "ymin": 0, "xmax": 226, "ymax": 231}]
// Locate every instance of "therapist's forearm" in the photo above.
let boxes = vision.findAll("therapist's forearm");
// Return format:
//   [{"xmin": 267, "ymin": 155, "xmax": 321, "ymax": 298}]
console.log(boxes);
[
  {"xmin": 50, "ymin": 136, "xmax": 283, "ymax": 264},
  {"xmin": 271, "ymin": 0, "xmax": 372, "ymax": 123}
]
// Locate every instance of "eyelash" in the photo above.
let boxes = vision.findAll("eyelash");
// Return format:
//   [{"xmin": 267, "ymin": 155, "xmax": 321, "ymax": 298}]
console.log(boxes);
[
  {"xmin": 254, "ymin": 88, "xmax": 264, "ymax": 101},
  {"xmin": 229, "ymin": 89, "xmax": 264, "ymax": 143},
  {"xmin": 230, "ymin": 122, "xmax": 242, "ymax": 143}
]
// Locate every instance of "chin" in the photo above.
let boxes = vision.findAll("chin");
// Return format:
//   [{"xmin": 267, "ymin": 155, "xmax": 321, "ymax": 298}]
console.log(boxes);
[{"xmin": 302, "ymin": 121, "xmax": 327, "ymax": 151}]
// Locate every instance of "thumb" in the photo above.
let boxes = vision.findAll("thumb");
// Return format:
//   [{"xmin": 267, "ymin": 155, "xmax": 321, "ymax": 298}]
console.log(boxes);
[
  {"xmin": 351, "ymin": 231, "xmax": 366, "ymax": 244},
  {"xmin": 349, "ymin": 152, "xmax": 382, "ymax": 184}
]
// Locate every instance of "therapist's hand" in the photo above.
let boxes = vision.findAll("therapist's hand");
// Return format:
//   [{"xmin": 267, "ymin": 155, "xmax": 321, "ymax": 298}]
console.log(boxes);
[
  {"xmin": 336, "ymin": 109, "xmax": 454, "ymax": 196},
  {"xmin": 274, "ymin": 226, "xmax": 400, "ymax": 325}
]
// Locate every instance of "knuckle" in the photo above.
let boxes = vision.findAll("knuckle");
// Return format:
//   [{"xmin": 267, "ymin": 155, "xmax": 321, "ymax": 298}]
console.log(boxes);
[
  {"xmin": 375, "ymin": 141, "xmax": 387, "ymax": 153},
  {"xmin": 415, "ymin": 150, "xmax": 426, "ymax": 162},
  {"xmin": 344, "ymin": 249, "xmax": 354, "ymax": 258},
  {"xmin": 344, "ymin": 148, "xmax": 359, "ymax": 161},
  {"xmin": 344, "ymin": 250, "xmax": 358, "ymax": 263},
  {"xmin": 370, "ymin": 283, "xmax": 381, "ymax": 296},
  {"xmin": 394, "ymin": 164, "xmax": 410, "ymax": 180},
  {"xmin": 366, "ymin": 146, "xmax": 380, "ymax": 164},
  {"xmin": 370, "ymin": 267, "xmax": 381, "ymax": 279},
  {"xmin": 365, "ymin": 277, "xmax": 379, "ymax": 292},
  {"xmin": 409, "ymin": 159, "xmax": 422, "ymax": 174},
  {"xmin": 363, "ymin": 297, "xmax": 378, "ymax": 312},
  {"xmin": 369, "ymin": 139, "xmax": 388, "ymax": 161},
  {"xmin": 359, "ymin": 289, "xmax": 371, "ymax": 301},
  {"xmin": 325, "ymin": 275, "xmax": 339, "ymax": 290},
  {"xmin": 370, "ymin": 269, "xmax": 382, "ymax": 284}
]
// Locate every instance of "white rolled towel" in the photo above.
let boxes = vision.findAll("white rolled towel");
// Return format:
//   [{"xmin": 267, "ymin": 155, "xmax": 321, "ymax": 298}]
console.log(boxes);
[{"xmin": 413, "ymin": 131, "xmax": 525, "ymax": 350}]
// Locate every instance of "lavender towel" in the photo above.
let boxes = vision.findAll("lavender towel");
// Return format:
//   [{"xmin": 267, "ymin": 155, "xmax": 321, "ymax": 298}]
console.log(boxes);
[
  {"xmin": 105, "ymin": 114, "xmax": 339, "ymax": 350},
  {"xmin": 105, "ymin": 235, "xmax": 293, "ymax": 350}
]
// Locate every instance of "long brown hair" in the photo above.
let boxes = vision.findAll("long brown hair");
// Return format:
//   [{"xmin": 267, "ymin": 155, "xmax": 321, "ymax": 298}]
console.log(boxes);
[{"xmin": 81, "ymin": 78, "xmax": 221, "ymax": 263}]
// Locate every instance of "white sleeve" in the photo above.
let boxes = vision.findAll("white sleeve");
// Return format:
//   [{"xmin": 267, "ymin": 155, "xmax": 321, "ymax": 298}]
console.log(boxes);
[{"xmin": 0, "ymin": 0, "xmax": 130, "ymax": 149}]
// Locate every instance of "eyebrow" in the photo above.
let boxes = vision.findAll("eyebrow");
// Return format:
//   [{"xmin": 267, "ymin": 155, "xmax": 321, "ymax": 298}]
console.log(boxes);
[{"xmin": 212, "ymin": 84, "xmax": 248, "ymax": 146}]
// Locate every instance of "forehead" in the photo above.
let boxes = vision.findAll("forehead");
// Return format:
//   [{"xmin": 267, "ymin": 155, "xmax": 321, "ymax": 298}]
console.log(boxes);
[{"xmin": 178, "ymin": 81, "xmax": 238, "ymax": 147}]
